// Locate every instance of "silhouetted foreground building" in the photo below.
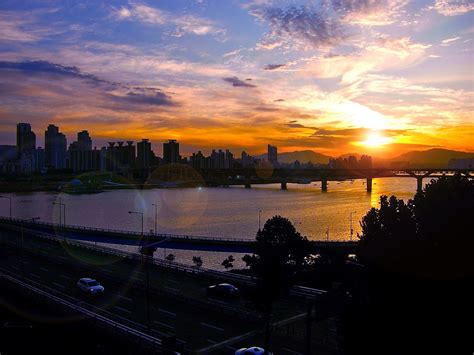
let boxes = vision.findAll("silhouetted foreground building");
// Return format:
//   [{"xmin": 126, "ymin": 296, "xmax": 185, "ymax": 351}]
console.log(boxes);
[
  {"xmin": 45, "ymin": 124, "xmax": 67, "ymax": 169},
  {"xmin": 268, "ymin": 144, "xmax": 278, "ymax": 167},
  {"xmin": 163, "ymin": 139, "xmax": 180, "ymax": 164},
  {"xmin": 4, "ymin": 122, "xmax": 339, "ymax": 175}
]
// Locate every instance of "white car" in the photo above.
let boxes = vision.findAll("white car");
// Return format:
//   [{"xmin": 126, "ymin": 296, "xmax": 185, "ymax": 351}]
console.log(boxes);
[
  {"xmin": 235, "ymin": 347, "xmax": 272, "ymax": 355},
  {"xmin": 77, "ymin": 278, "xmax": 104, "ymax": 294}
]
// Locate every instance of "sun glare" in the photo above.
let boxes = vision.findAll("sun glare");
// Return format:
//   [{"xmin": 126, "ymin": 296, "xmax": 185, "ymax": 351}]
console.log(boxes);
[{"xmin": 363, "ymin": 131, "xmax": 392, "ymax": 147}]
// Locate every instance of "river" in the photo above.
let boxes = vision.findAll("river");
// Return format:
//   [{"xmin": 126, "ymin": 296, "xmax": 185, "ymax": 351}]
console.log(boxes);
[{"xmin": 1, "ymin": 177, "xmax": 427, "ymax": 269}]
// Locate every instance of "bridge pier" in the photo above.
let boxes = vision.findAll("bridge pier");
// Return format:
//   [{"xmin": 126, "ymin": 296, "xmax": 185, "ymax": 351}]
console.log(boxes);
[
  {"xmin": 366, "ymin": 178, "xmax": 372, "ymax": 192},
  {"xmin": 321, "ymin": 179, "xmax": 328, "ymax": 192},
  {"xmin": 281, "ymin": 181, "xmax": 287, "ymax": 190},
  {"xmin": 416, "ymin": 176, "xmax": 423, "ymax": 193}
]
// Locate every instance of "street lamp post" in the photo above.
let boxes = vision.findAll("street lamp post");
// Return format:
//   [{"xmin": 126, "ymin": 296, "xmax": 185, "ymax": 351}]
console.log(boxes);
[
  {"xmin": 53, "ymin": 199, "xmax": 66, "ymax": 241},
  {"xmin": 129, "ymin": 210, "xmax": 150, "ymax": 331},
  {"xmin": 152, "ymin": 203, "xmax": 158, "ymax": 235},
  {"xmin": 258, "ymin": 209, "xmax": 262, "ymax": 231},
  {"xmin": 0, "ymin": 195, "xmax": 12, "ymax": 219},
  {"xmin": 52, "ymin": 199, "xmax": 66, "ymax": 226},
  {"xmin": 350, "ymin": 211, "xmax": 357, "ymax": 241}
]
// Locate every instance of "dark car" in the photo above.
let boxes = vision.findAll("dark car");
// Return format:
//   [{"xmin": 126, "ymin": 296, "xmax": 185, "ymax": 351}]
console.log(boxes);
[{"xmin": 207, "ymin": 283, "xmax": 239, "ymax": 298}]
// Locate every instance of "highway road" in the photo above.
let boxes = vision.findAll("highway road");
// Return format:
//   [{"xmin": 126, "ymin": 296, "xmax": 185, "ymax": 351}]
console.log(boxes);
[{"xmin": 0, "ymin": 230, "xmax": 329, "ymax": 354}]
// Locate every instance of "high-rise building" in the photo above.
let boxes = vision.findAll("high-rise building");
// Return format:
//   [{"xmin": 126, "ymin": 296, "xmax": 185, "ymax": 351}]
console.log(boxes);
[
  {"xmin": 67, "ymin": 130, "xmax": 102, "ymax": 172},
  {"xmin": 45, "ymin": 124, "xmax": 67, "ymax": 169},
  {"xmin": 137, "ymin": 139, "xmax": 153, "ymax": 169},
  {"xmin": 360, "ymin": 155, "xmax": 373, "ymax": 169},
  {"xmin": 105, "ymin": 141, "xmax": 135, "ymax": 172},
  {"xmin": 16, "ymin": 123, "xmax": 36, "ymax": 158},
  {"xmin": 77, "ymin": 130, "xmax": 92, "ymax": 150},
  {"xmin": 268, "ymin": 144, "xmax": 278, "ymax": 167},
  {"xmin": 163, "ymin": 140, "xmax": 180, "ymax": 164},
  {"xmin": 225, "ymin": 149, "xmax": 234, "ymax": 169}
]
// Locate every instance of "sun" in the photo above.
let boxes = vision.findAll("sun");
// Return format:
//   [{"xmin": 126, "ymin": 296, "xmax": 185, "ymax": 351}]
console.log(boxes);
[{"xmin": 362, "ymin": 131, "xmax": 392, "ymax": 147}]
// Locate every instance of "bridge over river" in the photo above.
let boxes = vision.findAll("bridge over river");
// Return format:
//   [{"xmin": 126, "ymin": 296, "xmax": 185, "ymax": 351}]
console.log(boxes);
[
  {"xmin": 150, "ymin": 166, "xmax": 473, "ymax": 193},
  {"xmin": 0, "ymin": 217, "xmax": 358, "ymax": 255}
]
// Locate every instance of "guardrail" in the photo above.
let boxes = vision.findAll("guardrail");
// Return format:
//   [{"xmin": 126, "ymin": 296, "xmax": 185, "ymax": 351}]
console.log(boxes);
[
  {"xmin": 1, "ymin": 222, "xmax": 327, "ymax": 300},
  {"xmin": 0, "ymin": 217, "xmax": 358, "ymax": 245},
  {"xmin": 1, "ymin": 225, "xmax": 263, "ymax": 323},
  {"xmin": 0, "ymin": 216, "xmax": 253, "ymax": 243},
  {"xmin": 0, "ymin": 267, "xmax": 163, "ymax": 349}
]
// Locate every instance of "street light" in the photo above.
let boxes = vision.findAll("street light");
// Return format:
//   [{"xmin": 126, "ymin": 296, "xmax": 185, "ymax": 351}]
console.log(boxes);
[
  {"xmin": 128, "ymin": 210, "xmax": 151, "ymax": 331},
  {"xmin": 151, "ymin": 203, "xmax": 158, "ymax": 235},
  {"xmin": 52, "ymin": 198, "xmax": 66, "ymax": 226},
  {"xmin": 258, "ymin": 209, "xmax": 262, "ymax": 231},
  {"xmin": 349, "ymin": 211, "xmax": 357, "ymax": 241},
  {"xmin": 0, "ymin": 195, "xmax": 12, "ymax": 219}
]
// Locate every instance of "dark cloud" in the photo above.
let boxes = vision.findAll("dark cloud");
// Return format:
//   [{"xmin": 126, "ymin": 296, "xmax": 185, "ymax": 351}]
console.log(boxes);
[
  {"xmin": 121, "ymin": 91, "xmax": 175, "ymax": 106},
  {"xmin": 264, "ymin": 64, "xmax": 286, "ymax": 70},
  {"xmin": 222, "ymin": 76, "xmax": 256, "ymax": 88},
  {"xmin": 254, "ymin": 105, "xmax": 280, "ymax": 112},
  {"xmin": 0, "ymin": 60, "xmax": 177, "ymax": 108},
  {"xmin": 256, "ymin": 5, "xmax": 345, "ymax": 50},
  {"xmin": 0, "ymin": 60, "xmax": 115, "ymax": 87},
  {"xmin": 274, "ymin": 98, "xmax": 285, "ymax": 102},
  {"xmin": 287, "ymin": 122, "xmax": 318, "ymax": 129}
]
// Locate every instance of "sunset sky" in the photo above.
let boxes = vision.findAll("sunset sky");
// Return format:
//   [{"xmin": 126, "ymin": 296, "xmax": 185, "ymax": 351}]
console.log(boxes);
[{"xmin": 0, "ymin": 0, "xmax": 473, "ymax": 157}]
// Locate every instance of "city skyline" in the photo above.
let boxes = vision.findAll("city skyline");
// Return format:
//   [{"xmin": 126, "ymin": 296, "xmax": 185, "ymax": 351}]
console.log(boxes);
[{"xmin": 0, "ymin": 1, "xmax": 473, "ymax": 158}]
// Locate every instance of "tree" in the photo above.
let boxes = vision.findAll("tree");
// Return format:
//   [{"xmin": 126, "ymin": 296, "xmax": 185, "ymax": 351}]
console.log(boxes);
[
  {"xmin": 192, "ymin": 256, "xmax": 203, "ymax": 268},
  {"xmin": 249, "ymin": 215, "xmax": 310, "ymax": 353},
  {"xmin": 165, "ymin": 253, "xmax": 175, "ymax": 262},
  {"xmin": 358, "ymin": 174, "xmax": 474, "ymax": 277},
  {"xmin": 222, "ymin": 255, "xmax": 235, "ymax": 270},
  {"xmin": 352, "ymin": 174, "xmax": 474, "ymax": 354}
]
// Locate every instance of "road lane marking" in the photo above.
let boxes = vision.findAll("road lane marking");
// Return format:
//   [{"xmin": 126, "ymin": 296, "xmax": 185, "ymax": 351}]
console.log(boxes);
[
  {"xmin": 39, "ymin": 267, "xmax": 49, "ymax": 272},
  {"xmin": 200, "ymin": 322, "xmax": 224, "ymax": 332},
  {"xmin": 282, "ymin": 348, "xmax": 303, "ymax": 355},
  {"xmin": 164, "ymin": 286, "xmax": 179, "ymax": 292},
  {"xmin": 11, "ymin": 265, "xmax": 20, "ymax": 270},
  {"xmin": 118, "ymin": 295, "xmax": 132, "ymax": 302},
  {"xmin": 113, "ymin": 306, "xmax": 131, "ymax": 314},
  {"xmin": 60, "ymin": 275, "xmax": 71, "ymax": 280},
  {"xmin": 157, "ymin": 308, "xmax": 176, "ymax": 317},
  {"xmin": 167, "ymin": 279, "xmax": 179, "ymax": 284},
  {"xmin": 207, "ymin": 339, "xmax": 217, "ymax": 344},
  {"xmin": 29, "ymin": 273, "xmax": 40, "ymax": 279},
  {"xmin": 102, "ymin": 268, "xmax": 112, "ymax": 273},
  {"xmin": 53, "ymin": 282, "xmax": 65, "ymax": 289},
  {"xmin": 153, "ymin": 321, "xmax": 174, "ymax": 330}
]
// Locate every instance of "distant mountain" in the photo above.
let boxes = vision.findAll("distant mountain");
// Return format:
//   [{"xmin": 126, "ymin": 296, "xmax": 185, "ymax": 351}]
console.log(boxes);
[
  {"xmin": 389, "ymin": 149, "xmax": 474, "ymax": 168},
  {"xmin": 258, "ymin": 150, "xmax": 332, "ymax": 164}
]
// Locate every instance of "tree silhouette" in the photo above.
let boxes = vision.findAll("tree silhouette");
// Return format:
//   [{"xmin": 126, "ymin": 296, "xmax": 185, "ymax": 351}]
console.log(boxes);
[
  {"xmin": 165, "ymin": 253, "xmax": 175, "ymax": 262},
  {"xmin": 350, "ymin": 174, "xmax": 474, "ymax": 354},
  {"xmin": 359, "ymin": 174, "xmax": 474, "ymax": 278},
  {"xmin": 192, "ymin": 256, "xmax": 203, "ymax": 268},
  {"xmin": 249, "ymin": 215, "xmax": 310, "ymax": 353},
  {"xmin": 221, "ymin": 255, "xmax": 235, "ymax": 270}
]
